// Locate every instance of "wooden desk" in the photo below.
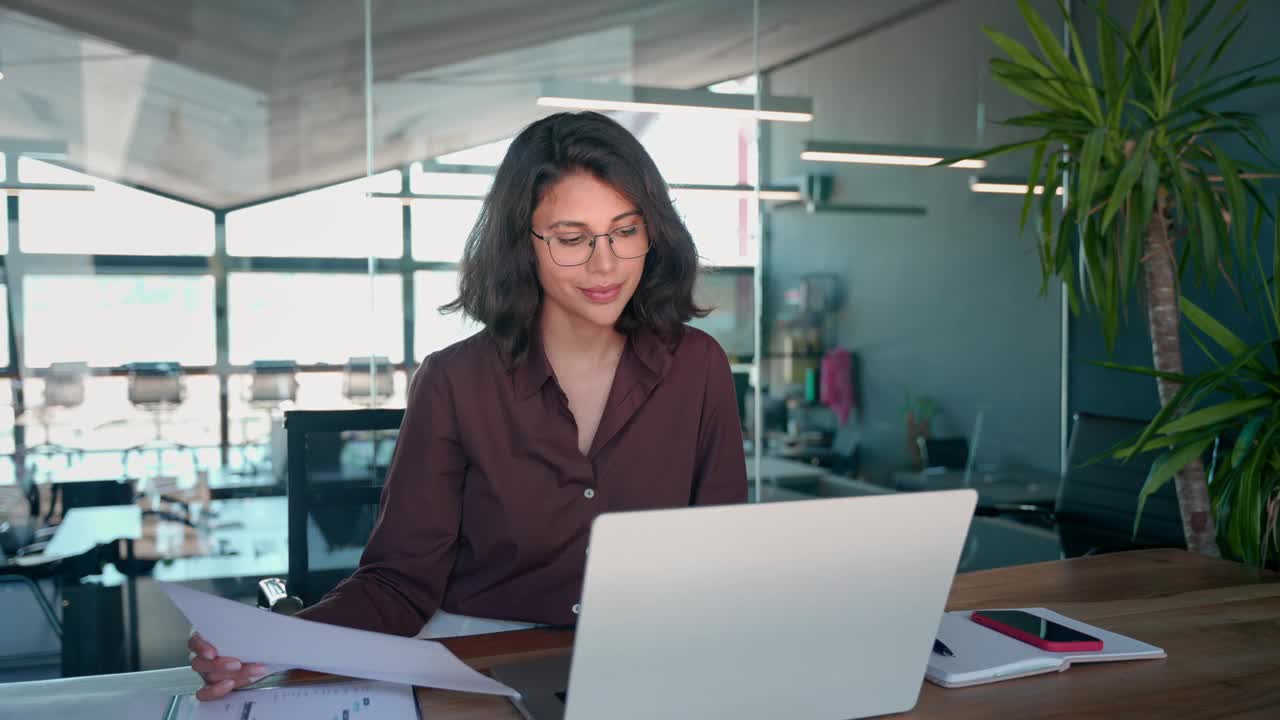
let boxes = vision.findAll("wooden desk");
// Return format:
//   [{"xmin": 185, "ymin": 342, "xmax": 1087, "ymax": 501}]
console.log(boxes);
[{"xmin": 1, "ymin": 550, "xmax": 1276, "ymax": 718}]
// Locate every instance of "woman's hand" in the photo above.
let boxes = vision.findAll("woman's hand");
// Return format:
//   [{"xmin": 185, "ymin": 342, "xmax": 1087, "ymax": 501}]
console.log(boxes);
[{"xmin": 188, "ymin": 632, "xmax": 271, "ymax": 701}]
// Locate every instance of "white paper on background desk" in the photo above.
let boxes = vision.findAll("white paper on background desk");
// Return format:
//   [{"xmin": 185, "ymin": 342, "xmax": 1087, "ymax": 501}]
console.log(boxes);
[
  {"xmin": 172, "ymin": 681, "xmax": 417, "ymax": 720},
  {"xmin": 160, "ymin": 583, "xmax": 518, "ymax": 698}
]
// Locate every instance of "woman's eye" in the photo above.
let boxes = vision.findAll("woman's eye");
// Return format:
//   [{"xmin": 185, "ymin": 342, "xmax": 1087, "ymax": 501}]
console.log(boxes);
[
  {"xmin": 615, "ymin": 226, "xmax": 638, "ymax": 237},
  {"xmin": 556, "ymin": 235, "xmax": 587, "ymax": 246}
]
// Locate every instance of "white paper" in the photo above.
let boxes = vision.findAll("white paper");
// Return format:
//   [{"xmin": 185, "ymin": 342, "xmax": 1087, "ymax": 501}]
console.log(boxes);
[
  {"xmin": 174, "ymin": 681, "xmax": 417, "ymax": 720},
  {"xmin": 160, "ymin": 582, "xmax": 518, "ymax": 698}
]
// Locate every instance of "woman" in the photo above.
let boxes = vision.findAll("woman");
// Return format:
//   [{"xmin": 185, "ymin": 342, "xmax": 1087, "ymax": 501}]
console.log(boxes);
[{"xmin": 189, "ymin": 111, "xmax": 748, "ymax": 699}]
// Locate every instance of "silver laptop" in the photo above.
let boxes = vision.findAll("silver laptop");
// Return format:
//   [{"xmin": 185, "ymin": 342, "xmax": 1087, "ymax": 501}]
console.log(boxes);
[{"xmin": 492, "ymin": 489, "xmax": 977, "ymax": 720}]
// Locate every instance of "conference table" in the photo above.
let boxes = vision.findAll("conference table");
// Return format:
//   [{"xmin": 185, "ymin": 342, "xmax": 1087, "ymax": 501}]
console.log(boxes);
[{"xmin": 2, "ymin": 550, "xmax": 1276, "ymax": 718}]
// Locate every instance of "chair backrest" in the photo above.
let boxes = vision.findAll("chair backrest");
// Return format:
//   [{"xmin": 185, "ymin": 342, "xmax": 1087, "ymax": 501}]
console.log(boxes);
[
  {"xmin": 1057, "ymin": 412, "xmax": 1187, "ymax": 556},
  {"xmin": 0, "ymin": 575, "xmax": 61, "ymax": 682},
  {"xmin": 125, "ymin": 362, "xmax": 186, "ymax": 407},
  {"xmin": 731, "ymin": 371, "xmax": 750, "ymax": 428},
  {"xmin": 249, "ymin": 360, "xmax": 300, "ymax": 406},
  {"xmin": 42, "ymin": 362, "xmax": 88, "ymax": 410},
  {"xmin": 285, "ymin": 408, "xmax": 405, "ymax": 607},
  {"xmin": 342, "ymin": 357, "xmax": 395, "ymax": 406}
]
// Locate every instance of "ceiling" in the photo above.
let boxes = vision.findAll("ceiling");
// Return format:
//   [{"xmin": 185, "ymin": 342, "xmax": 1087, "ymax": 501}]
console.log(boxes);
[{"xmin": 0, "ymin": 0, "xmax": 946, "ymax": 209}]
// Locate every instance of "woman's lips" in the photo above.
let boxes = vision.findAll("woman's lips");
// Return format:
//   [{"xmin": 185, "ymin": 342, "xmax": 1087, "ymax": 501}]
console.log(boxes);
[{"xmin": 580, "ymin": 284, "xmax": 622, "ymax": 303}]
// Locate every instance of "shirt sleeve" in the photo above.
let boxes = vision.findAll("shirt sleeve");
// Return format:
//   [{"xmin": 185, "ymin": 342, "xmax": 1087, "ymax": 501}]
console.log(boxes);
[
  {"xmin": 691, "ymin": 338, "xmax": 749, "ymax": 506},
  {"xmin": 296, "ymin": 353, "xmax": 466, "ymax": 636}
]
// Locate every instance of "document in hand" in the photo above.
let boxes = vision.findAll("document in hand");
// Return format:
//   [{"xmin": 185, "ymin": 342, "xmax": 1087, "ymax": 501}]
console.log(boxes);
[
  {"xmin": 161, "ymin": 583, "xmax": 518, "ymax": 697},
  {"xmin": 925, "ymin": 607, "xmax": 1166, "ymax": 688}
]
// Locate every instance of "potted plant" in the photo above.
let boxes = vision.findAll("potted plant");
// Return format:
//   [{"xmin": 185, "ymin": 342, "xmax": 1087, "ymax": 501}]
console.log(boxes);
[
  {"xmin": 1104, "ymin": 243, "xmax": 1279, "ymax": 567},
  {"xmin": 903, "ymin": 391, "xmax": 938, "ymax": 471},
  {"xmin": 962, "ymin": 0, "xmax": 1280, "ymax": 556}
]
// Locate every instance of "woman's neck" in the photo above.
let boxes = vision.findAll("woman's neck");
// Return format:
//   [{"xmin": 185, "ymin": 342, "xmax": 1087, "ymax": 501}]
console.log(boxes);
[{"xmin": 539, "ymin": 305, "xmax": 625, "ymax": 369}]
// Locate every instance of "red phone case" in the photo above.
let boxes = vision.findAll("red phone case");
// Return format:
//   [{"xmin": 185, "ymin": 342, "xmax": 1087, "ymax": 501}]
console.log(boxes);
[{"xmin": 970, "ymin": 611, "xmax": 1104, "ymax": 652}]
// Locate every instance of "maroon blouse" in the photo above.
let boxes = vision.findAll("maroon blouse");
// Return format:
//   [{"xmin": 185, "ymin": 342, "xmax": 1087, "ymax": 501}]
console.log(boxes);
[{"xmin": 297, "ymin": 325, "xmax": 747, "ymax": 635}]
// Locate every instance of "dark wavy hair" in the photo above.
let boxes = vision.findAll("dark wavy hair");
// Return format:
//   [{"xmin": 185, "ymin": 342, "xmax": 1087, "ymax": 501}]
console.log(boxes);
[{"xmin": 441, "ymin": 111, "xmax": 707, "ymax": 366}]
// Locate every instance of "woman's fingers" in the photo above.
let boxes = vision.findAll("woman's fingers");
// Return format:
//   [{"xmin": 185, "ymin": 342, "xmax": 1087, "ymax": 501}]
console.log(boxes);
[
  {"xmin": 195, "ymin": 679, "xmax": 235, "ymax": 702},
  {"xmin": 191, "ymin": 656, "xmax": 243, "ymax": 675},
  {"xmin": 195, "ymin": 664, "xmax": 271, "ymax": 702},
  {"xmin": 187, "ymin": 632, "xmax": 216, "ymax": 660}
]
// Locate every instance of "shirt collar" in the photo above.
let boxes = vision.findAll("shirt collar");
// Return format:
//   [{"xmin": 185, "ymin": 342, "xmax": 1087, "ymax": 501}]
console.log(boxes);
[{"xmin": 510, "ymin": 324, "xmax": 677, "ymax": 400}]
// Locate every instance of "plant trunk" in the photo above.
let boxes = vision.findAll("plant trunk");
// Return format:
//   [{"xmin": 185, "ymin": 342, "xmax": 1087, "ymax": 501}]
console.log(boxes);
[{"xmin": 1143, "ymin": 196, "xmax": 1222, "ymax": 558}]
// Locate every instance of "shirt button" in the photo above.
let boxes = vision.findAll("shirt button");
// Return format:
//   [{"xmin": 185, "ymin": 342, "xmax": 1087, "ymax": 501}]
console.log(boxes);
[
  {"xmin": 572, "ymin": 603, "xmax": 581, "ymax": 615},
  {"xmin": 583, "ymin": 488, "xmax": 596, "ymax": 499}
]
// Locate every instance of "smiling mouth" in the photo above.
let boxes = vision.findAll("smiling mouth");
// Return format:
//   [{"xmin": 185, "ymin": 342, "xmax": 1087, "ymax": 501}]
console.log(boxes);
[{"xmin": 579, "ymin": 284, "xmax": 622, "ymax": 303}]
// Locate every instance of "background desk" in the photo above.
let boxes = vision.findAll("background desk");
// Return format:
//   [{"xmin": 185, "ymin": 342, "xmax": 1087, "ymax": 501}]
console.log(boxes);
[
  {"xmin": 2, "ymin": 550, "xmax": 1276, "ymax": 719},
  {"xmin": 891, "ymin": 467, "xmax": 1061, "ymax": 507}
]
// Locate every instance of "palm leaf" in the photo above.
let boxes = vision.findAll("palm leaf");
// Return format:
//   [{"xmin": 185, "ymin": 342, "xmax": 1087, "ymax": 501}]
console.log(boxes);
[
  {"xmin": 1101, "ymin": 132, "xmax": 1150, "ymax": 231},
  {"xmin": 1021, "ymin": 142, "xmax": 1048, "ymax": 233},
  {"xmin": 1180, "ymin": 296, "xmax": 1264, "ymax": 370},
  {"xmin": 1233, "ymin": 415, "xmax": 1268, "ymax": 469},
  {"xmin": 1159, "ymin": 397, "xmax": 1273, "ymax": 436},
  {"xmin": 1134, "ymin": 438, "xmax": 1214, "ymax": 536}
]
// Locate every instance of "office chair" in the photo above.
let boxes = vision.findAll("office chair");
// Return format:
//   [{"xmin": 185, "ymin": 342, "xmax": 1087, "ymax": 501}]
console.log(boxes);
[
  {"xmin": 124, "ymin": 361, "xmax": 195, "ymax": 475},
  {"xmin": 23, "ymin": 362, "xmax": 89, "ymax": 480},
  {"xmin": 238, "ymin": 360, "xmax": 299, "ymax": 474},
  {"xmin": 342, "ymin": 356, "xmax": 395, "ymax": 408},
  {"xmin": 976, "ymin": 412, "xmax": 1186, "ymax": 557},
  {"xmin": 255, "ymin": 408, "xmax": 405, "ymax": 615},
  {"xmin": 0, "ymin": 575, "xmax": 62, "ymax": 682}
]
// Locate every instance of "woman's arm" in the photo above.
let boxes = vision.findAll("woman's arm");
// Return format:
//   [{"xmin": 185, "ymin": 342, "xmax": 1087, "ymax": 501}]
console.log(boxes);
[
  {"xmin": 691, "ymin": 339, "xmax": 749, "ymax": 506},
  {"xmin": 296, "ymin": 353, "xmax": 467, "ymax": 636}
]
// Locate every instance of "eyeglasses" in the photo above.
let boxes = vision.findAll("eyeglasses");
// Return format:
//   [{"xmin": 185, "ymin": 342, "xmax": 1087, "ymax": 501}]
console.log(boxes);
[{"xmin": 530, "ymin": 222, "xmax": 650, "ymax": 267}]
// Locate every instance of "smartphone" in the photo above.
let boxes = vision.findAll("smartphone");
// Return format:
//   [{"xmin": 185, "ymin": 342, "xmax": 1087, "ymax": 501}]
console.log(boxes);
[{"xmin": 970, "ymin": 610, "xmax": 1104, "ymax": 652}]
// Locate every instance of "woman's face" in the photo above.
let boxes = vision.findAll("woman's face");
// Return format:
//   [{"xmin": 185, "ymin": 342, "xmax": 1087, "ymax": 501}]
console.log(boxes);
[{"xmin": 530, "ymin": 172, "xmax": 647, "ymax": 331}]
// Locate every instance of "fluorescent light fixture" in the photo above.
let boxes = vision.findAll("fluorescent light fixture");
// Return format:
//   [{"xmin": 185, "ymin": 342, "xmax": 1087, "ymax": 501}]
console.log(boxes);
[
  {"xmin": 969, "ymin": 176, "xmax": 1063, "ymax": 196},
  {"xmin": 669, "ymin": 183, "xmax": 804, "ymax": 202},
  {"xmin": 537, "ymin": 81, "xmax": 813, "ymax": 123},
  {"xmin": 801, "ymin": 141, "xmax": 986, "ymax": 169}
]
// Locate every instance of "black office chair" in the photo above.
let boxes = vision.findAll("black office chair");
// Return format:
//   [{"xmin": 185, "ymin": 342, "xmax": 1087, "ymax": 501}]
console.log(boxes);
[
  {"xmin": 0, "ymin": 575, "xmax": 63, "ymax": 682},
  {"xmin": 978, "ymin": 412, "xmax": 1186, "ymax": 557},
  {"xmin": 257, "ymin": 408, "xmax": 405, "ymax": 615}
]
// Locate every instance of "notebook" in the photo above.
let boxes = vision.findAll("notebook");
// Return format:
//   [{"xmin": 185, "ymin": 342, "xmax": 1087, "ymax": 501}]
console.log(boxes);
[{"xmin": 926, "ymin": 607, "xmax": 1166, "ymax": 688}]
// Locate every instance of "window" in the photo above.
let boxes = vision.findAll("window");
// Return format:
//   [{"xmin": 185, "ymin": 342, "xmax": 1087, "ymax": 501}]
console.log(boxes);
[
  {"xmin": 0, "ymin": 379, "xmax": 13, "ymax": 457},
  {"xmin": 227, "ymin": 273, "xmax": 404, "ymax": 365},
  {"xmin": 409, "ymin": 167, "xmax": 492, "ymax": 263},
  {"xmin": 0, "ymin": 191, "xmax": 8, "ymax": 254},
  {"xmin": 637, "ymin": 114, "xmax": 756, "ymax": 186},
  {"xmin": 414, "ymin": 270, "xmax": 482, "ymax": 360},
  {"xmin": 226, "ymin": 370, "xmax": 409, "ymax": 444},
  {"xmin": 690, "ymin": 271, "xmax": 755, "ymax": 361},
  {"xmin": 1, "ymin": 152, "xmax": 8, "ymax": 253},
  {"xmin": 22, "ymin": 275, "xmax": 216, "ymax": 367},
  {"xmin": 226, "ymin": 170, "xmax": 403, "ymax": 258},
  {"xmin": 0, "ymin": 288, "xmax": 9, "ymax": 367},
  {"xmin": 23, "ymin": 375, "xmax": 221, "ymax": 451},
  {"xmin": 434, "ymin": 138, "xmax": 511, "ymax": 166},
  {"xmin": 671, "ymin": 190, "xmax": 758, "ymax": 267},
  {"xmin": 17, "ymin": 158, "xmax": 214, "ymax": 255}
]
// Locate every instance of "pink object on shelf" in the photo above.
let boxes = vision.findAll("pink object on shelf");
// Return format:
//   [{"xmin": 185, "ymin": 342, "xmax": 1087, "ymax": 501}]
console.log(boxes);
[{"xmin": 820, "ymin": 348, "xmax": 857, "ymax": 425}]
